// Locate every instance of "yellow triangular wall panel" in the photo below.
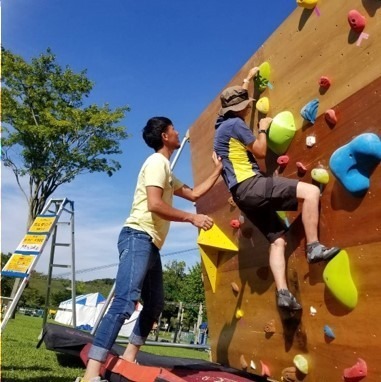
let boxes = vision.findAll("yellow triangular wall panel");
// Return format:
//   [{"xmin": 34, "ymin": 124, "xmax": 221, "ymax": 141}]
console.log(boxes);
[
  {"xmin": 199, "ymin": 246, "xmax": 219, "ymax": 293},
  {"xmin": 197, "ymin": 223, "xmax": 238, "ymax": 252}
]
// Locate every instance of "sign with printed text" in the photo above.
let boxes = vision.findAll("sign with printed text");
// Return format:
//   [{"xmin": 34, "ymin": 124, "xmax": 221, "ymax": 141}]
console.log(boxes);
[
  {"xmin": 28, "ymin": 216, "xmax": 56, "ymax": 233},
  {"xmin": 2, "ymin": 254, "xmax": 37, "ymax": 274},
  {"xmin": 16, "ymin": 234, "xmax": 48, "ymax": 253}
]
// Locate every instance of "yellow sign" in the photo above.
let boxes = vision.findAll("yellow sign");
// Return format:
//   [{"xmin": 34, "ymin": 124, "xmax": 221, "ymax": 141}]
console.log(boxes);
[
  {"xmin": 16, "ymin": 234, "xmax": 47, "ymax": 252},
  {"xmin": 3, "ymin": 254, "xmax": 36, "ymax": 273},
  {"xmin": 29, "ymin": 216, "xmax": 56, "ymax": 233}
]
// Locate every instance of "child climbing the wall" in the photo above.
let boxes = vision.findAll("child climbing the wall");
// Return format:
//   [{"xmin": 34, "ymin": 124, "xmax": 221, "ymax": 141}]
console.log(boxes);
[{"xmin": 213, "ymin": 67, "xmax": 341, "ymax": 310}]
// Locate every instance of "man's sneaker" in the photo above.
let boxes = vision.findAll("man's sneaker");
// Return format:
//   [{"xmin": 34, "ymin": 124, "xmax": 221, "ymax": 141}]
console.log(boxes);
[
  {"xmin": 307, "ymin": 242, "xmax": 340, "ymax": 264},
  {"xmin": 276, "ymin": 289, "xmax": 302, "ymax": 310},
  {"xmin": 74, "ymin": 377, "xmax": 107, "ymax": 382}
]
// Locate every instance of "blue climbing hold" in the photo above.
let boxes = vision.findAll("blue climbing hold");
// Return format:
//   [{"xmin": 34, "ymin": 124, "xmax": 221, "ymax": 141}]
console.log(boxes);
[
  {"xmin": 324, "ymin": 325, "xmax": 335, "ymax": 339},
  {"xmin": 329, "ymin": 133, "xmax": 381, "ymax": 197},
  {"xmin": 300, "ymin": 99, "xmax": 319, "ymax": 124}
]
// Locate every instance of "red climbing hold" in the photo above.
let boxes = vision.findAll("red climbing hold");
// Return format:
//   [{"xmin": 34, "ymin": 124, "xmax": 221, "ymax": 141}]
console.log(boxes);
[
  {"xmin": 348, "ymin": 10, "xmax": 366, "ymax": 33},
  {"xmin": 319, "ymin": 76, "xmax": 331, "ymax": 89},
  {"xmin": 230, "ymin": 219, "xmax": 241, "ymax": 229},
  {"xmin": 277, "ymin": 155, "xmax": 289, "ymax": 167},
  {"xmin": 343, "ymin": 358, "xmax": 367, "ymax": 380},
  {"xmin": 296, "ymin": 162, "xmax": 307, "ymax": 175},
  {"xmin": 325, "ymin": 109, "xmax": 337, "ymax": 126}
]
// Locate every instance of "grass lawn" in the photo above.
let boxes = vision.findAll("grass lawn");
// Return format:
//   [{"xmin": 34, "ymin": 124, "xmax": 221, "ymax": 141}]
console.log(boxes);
[{"xmin": 1, "ymin": 314, "xmax": 209, "ymax": 382}]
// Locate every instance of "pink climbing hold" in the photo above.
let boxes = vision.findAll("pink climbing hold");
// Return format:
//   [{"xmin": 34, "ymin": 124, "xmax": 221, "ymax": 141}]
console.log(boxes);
[
  {"xmin": 230, "ymin": 219, "xmax": 241, "ymax": 229},
  {"xmin": 343, "ymin": 358, "xmax": 367, "ymax": 380},
  {"xmin": 296, "ymin": 162, "xmax": 307, "ymax": 175},
  {"xmin": 325, "ymin": 109, "xmax": 337, "ymax": 126},
  {"xmin": 348, "ymin": 10, "xmax": 366, "ymax": 33},
  {"xmin": 260, "ymin": 360, "xmax": 271, "ymax": 377},
  {"xmin": 319, "ymin": 76, "xmax": 331, "ymax": 89},
  {"xmin": 277, "ymin": 155, "xmax": 289, "ymax": 167}
]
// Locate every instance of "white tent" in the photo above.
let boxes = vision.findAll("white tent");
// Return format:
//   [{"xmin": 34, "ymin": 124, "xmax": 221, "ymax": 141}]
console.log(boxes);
[{"xmin": 55, "ymin": 292, "xmax": 142, "ymax": 337}]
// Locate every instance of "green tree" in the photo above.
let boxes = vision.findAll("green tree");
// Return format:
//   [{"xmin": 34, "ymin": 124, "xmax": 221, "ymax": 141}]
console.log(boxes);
[
  {"xmin": 1, "ymin": 253, "xmax": 13, "ymax": 297},
  {"xmin": 1, "ymin": 47, "xmax": 129, "ymax": 228}
]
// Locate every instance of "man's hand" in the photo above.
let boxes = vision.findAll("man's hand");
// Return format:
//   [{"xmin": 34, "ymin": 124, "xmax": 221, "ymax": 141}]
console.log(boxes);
[
  {"xmin": 192, "ymin": 214, "xmax": 214, "ymax": 231},
  {"xmin": 259, "ymin": 117, "xmax": 273, "ymax": 132},
  {"xmin": 212, "ymin": 151, "xmax": 223, "ymax": 172},
  {"xmin": 246, "ymin": 66, "xmax": 260, "ymax": 80}
]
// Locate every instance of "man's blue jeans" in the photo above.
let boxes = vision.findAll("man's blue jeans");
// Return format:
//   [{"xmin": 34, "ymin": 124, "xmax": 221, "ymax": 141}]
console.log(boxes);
[{"xmin": 88, "ymin": 226, "xmax": 164, "ymax": 362}]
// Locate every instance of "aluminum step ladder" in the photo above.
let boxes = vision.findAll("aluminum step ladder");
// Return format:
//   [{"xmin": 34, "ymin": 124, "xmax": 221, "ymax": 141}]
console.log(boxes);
[{"xmin": 1, "ymin": 198, "xmax": 77, "ymax": 332}]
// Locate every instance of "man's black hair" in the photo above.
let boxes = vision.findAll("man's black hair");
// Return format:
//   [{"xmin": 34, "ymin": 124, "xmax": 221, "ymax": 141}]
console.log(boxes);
[{"xmin": 142, "ymin": 116, "xmax": 173, "ymax": 151}]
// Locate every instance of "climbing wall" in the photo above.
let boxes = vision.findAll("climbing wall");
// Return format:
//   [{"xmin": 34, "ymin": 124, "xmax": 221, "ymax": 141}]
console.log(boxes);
[{"xmin": 189, "ymin": 0, "xmax": 381, "ymax": 381}]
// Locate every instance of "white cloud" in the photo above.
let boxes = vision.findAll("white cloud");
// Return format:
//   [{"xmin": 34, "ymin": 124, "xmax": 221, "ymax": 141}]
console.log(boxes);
[{"xmin": 1, "ymin": 165, "xmax": 202, "ymax": 282}]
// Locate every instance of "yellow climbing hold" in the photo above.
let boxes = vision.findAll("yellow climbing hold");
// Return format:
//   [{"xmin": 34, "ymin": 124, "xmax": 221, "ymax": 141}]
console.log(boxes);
[
  {"xmin": 323, "ymin": 250, "xmax": 358, "ymax": 309},
  {"xmin": 235, "ymin": 309, "xmax": 244, "ymax": 319},
  {"xmin": 293, "ymin": 354, "xmax": 309, "ymax": 374},
  {"xmin": 198, "ymin": 246, "xmax": 219, "ymax": 293},
  {"xmin": 311, "ymin": 168, "xmax": 330, "ymax": 184},
  {"xmin": 197, "ymin": 222, "xmax": 238, "ymax": 252},
  {"xmin": 296, "ymin": 0, "xmax": 318, "ymax": 9},
  {"xmin": 256, "ymin": 97, "xmax": 270, "ymax": 114}
]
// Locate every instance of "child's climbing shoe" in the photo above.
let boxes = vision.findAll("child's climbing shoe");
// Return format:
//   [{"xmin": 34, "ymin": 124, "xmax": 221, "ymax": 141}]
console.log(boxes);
[
  {"xmin": 307, "ymin": 242, "xmax": 340, "ymax": 264},
  {"xmin": 276, "ymin": 289, "xmax": 302, "ymax": 310},
  {"xmin": 74, "ymin": 377, "xmax": 107, "ymax": 382}
]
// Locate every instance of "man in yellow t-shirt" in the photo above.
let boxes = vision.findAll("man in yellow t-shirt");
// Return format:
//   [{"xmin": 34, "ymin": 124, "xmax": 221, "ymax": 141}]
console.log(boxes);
[{"xmin": 79, "ymin": 116, "xmax": 222, "ymax": 382}]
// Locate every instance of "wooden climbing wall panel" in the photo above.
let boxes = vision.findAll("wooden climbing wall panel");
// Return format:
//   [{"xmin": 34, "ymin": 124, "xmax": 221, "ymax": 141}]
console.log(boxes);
[{"xmin": 189, "ymin": 0, "xmax": 381, "ymax": 381}]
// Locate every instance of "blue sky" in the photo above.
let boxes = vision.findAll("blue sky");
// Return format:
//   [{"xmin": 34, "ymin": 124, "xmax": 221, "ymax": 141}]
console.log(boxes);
[{"xmin": 1, "ymin": 1, "xmax": 295, "ymax": 281}]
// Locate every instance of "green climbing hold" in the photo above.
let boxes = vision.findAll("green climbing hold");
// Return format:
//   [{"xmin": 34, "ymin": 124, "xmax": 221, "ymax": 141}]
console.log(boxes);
[
  {"xmin": 293, "ymin": 354, "xmax": 309, "ymax": 374},
  {"xmin": 323, "ymin": 250, "xmax": 358, "ymax": 309},
  {"xmin": 311, "ymin": 168, "xmax": 330, "ymax": 184},
  {"xmin": 255, "ymin": 62, "xmax": 271, "ymax": 92},
  {"xmin": 267, "ymin": 111, "xmax": 296, "ymax": 155}
]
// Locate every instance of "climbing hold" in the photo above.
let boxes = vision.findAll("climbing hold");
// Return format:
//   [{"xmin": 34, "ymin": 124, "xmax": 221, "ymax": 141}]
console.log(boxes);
[
  {"xmin": 277, "ymin": 155, "xmax": 289, "ymax": 167},
  {"xmin": 267, "ymin": 111, "xmax": 296, "ymax": 155},
  {"xmin": 300, "ymin": 98, "xmax": 319, "ymax": 124},
  {"xmin": 309, "ymin": 306, "xmax": 317, "ymax": 316},
  {"xmin": 231, "ymin": 282, "xmax": 240, "ymax": 293},
  {"xmin": 329, "ymin": 133, "xmax": 381, "ymax": 197},
  {"xmin": 250, "ymin": 360, "xmax": 256, "ymax": 370},
  {"xmin": 240, "ymin": 354, "xmax": 248, "ymax": 369},
  {"xmin": 348, "ymin": 10, "xmax": 366, "ymax": 33},
  {"xmin": 228, "ymin": 196, "xmax": 237, "ymax": 207},
  {"xmin": 230, "ymin": 219, "xmax": 241, "ymax": 229},
  {"xmin": 343, "ymin": 358, "xmax": 367, "ymax": 380},
  {"xmin": 256, "ymin": 97, "xmax": 270, "ymax": 114},
  {"xmin": 260, "ymin": 360, "xmax": 271, "ymax": 376},
  {"xmin": 296, "ymin": 0, "xmax": 318, "ymax": 9},
  {"xmin": 293, "ymin": 354, "xmax": 309, "ymax": 374},
  {"xmin": 281, "ymin": 366, "xmax": 297, "ymax": 382},
  {"xmin": 323, "ymin": 250, "xmax": 358, "ymax": 309},
  {"xmin": 324, "ymin": 325, "xmax": 335, "ymax": 339},
  {"xmin": 306, "ymin": 135, "xmax": 316, "ymax": 147},
  {"xmin": 255, "ymin": 62, "xmax": 271, "ymax": 92},
  {"xmin": 325, "ymin": 109, "xmax": 337, "ymax": 126},
  {"xmin": 264, "ymin": 319, "xmax": 276, "ymax": 334},
  {"xmin": 311, "ymin": 168, "xmax": 330, "ymax": 184},
  {"xmin": 235, "ymin": 309, "xmax": 244, "ymax": 319},
  {"xmin": 318, "ymin": 76, "xmax": 331, "ymax": 89},
  {"xmin": 296, "ymin": 162, "xmax": 307, "ymax": 175}
]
